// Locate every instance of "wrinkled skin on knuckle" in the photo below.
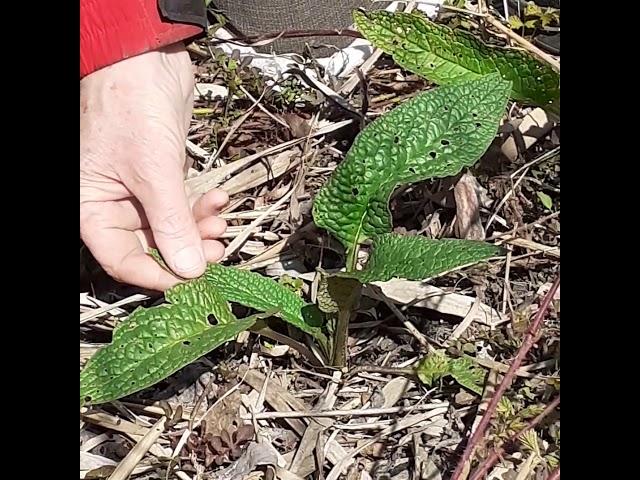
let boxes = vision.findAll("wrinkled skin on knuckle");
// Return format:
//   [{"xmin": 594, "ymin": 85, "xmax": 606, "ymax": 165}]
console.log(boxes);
[{"xmin": 154, "ymin": 204, "xmax": 194, "ymax": 240}]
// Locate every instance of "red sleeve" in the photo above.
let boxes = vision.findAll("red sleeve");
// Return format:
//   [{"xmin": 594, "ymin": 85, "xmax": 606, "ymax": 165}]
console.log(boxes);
[{"xmin": 80, "ymin": 0, "xmax": 203, "ymax": 78}]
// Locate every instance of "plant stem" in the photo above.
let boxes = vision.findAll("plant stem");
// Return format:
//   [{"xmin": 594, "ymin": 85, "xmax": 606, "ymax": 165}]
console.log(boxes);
[
  {"xmin": 332, "ymin": 246, "xmax": 361, "ymax": 368},
  {"xmin": 468, "ymin": 395, "xmax": 560, "ymax": 480},
  {"xmin": 332, "ymin": 308, "xmax": 351, "ymax": 367}
]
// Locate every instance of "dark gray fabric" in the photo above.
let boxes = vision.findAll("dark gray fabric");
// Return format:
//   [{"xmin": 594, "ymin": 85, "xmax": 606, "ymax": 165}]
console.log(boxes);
[
  {"xmin": 211, "ymin": 0, "xmax": 387, "ymax": 55},
  {"xmin": 159, "ymin": 0, "xmax": 208, "ymax": 29}
]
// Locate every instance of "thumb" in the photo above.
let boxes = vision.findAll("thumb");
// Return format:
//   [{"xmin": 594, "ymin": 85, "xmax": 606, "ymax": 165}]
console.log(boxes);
[{"xmin": 132, "ymin": 167, "xmax": 206, "ymax": 279}]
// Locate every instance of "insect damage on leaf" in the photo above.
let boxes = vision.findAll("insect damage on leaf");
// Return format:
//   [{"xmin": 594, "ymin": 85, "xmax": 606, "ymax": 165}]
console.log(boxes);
[
  {"xmin": 313, "ymin": 74, "xmax": 510, "ymax": 251},
  {"xmin": 147, "ymin": 249, "xmax": 327, "ymax": 343},
  {"xmin": 80, "ymin": 278, "xmax": 255, "ymax": 406},
  {"xmin": 204, "ymin": 263, "xmax": 327, "ymax": 343}
]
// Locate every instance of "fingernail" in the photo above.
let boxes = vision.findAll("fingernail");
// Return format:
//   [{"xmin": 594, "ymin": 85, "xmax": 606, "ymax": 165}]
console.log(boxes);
[{"xmin": 173, "ymin": 246, "xmax": 205, "ymax": 274}]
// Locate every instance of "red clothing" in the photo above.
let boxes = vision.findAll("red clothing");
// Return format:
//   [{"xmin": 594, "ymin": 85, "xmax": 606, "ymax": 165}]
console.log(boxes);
[{"xmin": 80, "ymin": 0, "xmax": 203, "ymax": 78}]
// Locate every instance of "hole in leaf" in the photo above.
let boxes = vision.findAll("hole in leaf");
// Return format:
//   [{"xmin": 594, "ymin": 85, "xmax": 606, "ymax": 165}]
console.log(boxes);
[
  {"xmin": 441, "ymin": 139, "xmax": 450, "ymax": 146},
  {"xmin": 409, "ymin": 167, "xmax": 417, "ymax": 175},
  {"xmin": 207, "ymin": 315, "xmax": 216, "ymax": 325},
  {"xmin": 84, "ymin": 396, "xmax": 92, "ymax": 403},
  {"xmin": 429, "ymin": 151, "xmax": 437, "ymax": 159},
  {"xmin": 352, "ymin": 187, "xmax": 359, "ymax": 196},
  {"xmin": 393, "ymin": 136, "xmax": 400, "ymax": 144},
  {"xmin": 429, "ymin": 63, "xmax": 435, "ymax": 68},
  {"xmin": 475, "ymin": 122, "xmax": 481, "ymax": 128},
  {"xmin": 443, "ymin": 105, "xmax": 449, "ymax": 111},
  {"xmin": 183, "ymin": 341, "xmax": 191, "ymax": 346},
  {"xmin": 148, "ymin": 343, "xmax": 153, "ymax": 350},
  {"xmin": 472, "ymin": 112, "xmax": 478, "ymax": 118}
]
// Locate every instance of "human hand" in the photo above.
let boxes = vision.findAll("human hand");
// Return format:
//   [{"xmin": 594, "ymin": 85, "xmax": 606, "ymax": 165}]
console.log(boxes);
[{"xmin": 80, "ymin": 43, "xmax": 228, "ymax": 291}]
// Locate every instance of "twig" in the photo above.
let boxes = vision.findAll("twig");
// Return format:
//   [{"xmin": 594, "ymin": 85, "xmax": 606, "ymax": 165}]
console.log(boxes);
[
  {"xmin": 483, "ymin": 15, "xmax": 560, "ymax": 72},
  {"xmin": 80, "ymin": 294, "xmax": 148, "ymax": 324},
  {"xmin": 372, "ymin": 0, "xmax": 486, "ymax": 18},
  {"xmin": 451, "ymin": 275, "xmax": 560, "ymax": 480},
  {"xmin": 223, "ymin": 186, "xmax": 295, "ymax": 259},
  {"xmin": 468, "ymin": 395, "xmax": 560, "ymax": 480},
  {"xmin": 205, "ymin": 89, "xmax": 267, "ymax": 171},
  {"xmin": 381, "ymin": 295, "xmax": 433, "ymax": 352},
  {"xmin": 326, "ymin": 407, "xmax": 449, "ymax": 480},
  {"xmin": 241, "ymin": 402, "xmax": 446, "ymax": 421},
  {"xmin": 108, "ymin": 416, "xmax": 167, "ymax": 480},
  {"xmin": 502, "ymin": 245, "xmax": 513, "ymax": 315},
  {"xmin": 239, "ymin": 86, "xmax": 289, "ymax": 128},
  {"xmin": 510, "ymin": 147, "xmax": 560, "ymax": 179},
  {"xmin": 485, "ymin": 143, "xmax": 557, "ymax": 231},
  {"xmin": 486, "ymin": 212, "xmax": 560, "ymax": 241},
  {"xmin": 210, "ymin": 29, "xmax": 362, "ymax": 48},
  {"xmin": 447, "ymin": 299, "xmax": 481, "ymax": 345}
]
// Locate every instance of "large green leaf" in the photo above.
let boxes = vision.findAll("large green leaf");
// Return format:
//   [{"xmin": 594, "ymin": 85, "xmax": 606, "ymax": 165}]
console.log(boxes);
[
  {"xmin": 80, "ymin": 279, "xmax": 254, "ymax": 406},
  {"xmin": 148, "ymin": 249, "xmax": 327, "ymax": 343},
  {"xmin": 353, "ymin": 10, "xmax": 559, "ymax": 108},
  {"xmin": 313, "ymin": 74, "xmax": 510, "ymax": 250},
  {"xmin": 345, "ymin": 233, "xmax": 502, "ymax": 283},
  {"xmin": 204, "ymin": 264, "xmax": 327, "ymax": 343}
]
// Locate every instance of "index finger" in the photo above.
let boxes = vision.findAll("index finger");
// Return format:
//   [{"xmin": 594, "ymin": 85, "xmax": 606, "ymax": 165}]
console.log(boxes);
[{"xmin": 81, "ymin": 222, "xmax": 182, "ymax": 291}]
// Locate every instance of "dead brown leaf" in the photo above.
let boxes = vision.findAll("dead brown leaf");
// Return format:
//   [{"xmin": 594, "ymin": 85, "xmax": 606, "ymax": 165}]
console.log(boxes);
[{"xmin": 454, "ymin": 173, "xmax": 486, "ymax": 240}]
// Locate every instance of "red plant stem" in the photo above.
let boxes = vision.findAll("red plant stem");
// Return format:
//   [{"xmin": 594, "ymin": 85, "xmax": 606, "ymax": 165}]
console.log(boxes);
[
  {"xmin": 468, "ymin": 395, "xmax": 560, "ymax": 480},
  {"xmin": 451, "ymin": 275, "xmax": 560, "ymax": 480},
  {"xmin": 547, "ymin": 467, "xmax": 560, "ymax": 480}
]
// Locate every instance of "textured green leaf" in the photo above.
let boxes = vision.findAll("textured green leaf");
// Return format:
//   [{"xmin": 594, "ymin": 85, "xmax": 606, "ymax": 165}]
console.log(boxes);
[
  {"xmin": 165, "ymin": 278, "xmax": 236, "ymax": 324},
  {"xmin": 416, "ymin": 351, "xmax": 485, "ymax": 395},
  {"xmin": 313, "ymin": 74, "xmax": 510, "ymax": 249},
  {"xmin": 449, "ymin": 356, "xmax": 486, "ymax": 395},
  {"xmin": 416, "ymin": 350, "xmax": 451, "ymax": 386},
  {"xmin": 80, "ymin": 279, "xmax": 254, "ymax": 405},
  {"xmin": 204, "ymin": 264, "xmax": 327, "ymax": 342},
  {"xmin": 353, "ymin": 10, "xmax": 559, "ymax": 108},
  {"xmin": 147, "ymin": 249, "xmax": 326, "ymax": 343},
  {"xmin": 344, "ymin": 233, "xmax": 503, "ymax": 283}
]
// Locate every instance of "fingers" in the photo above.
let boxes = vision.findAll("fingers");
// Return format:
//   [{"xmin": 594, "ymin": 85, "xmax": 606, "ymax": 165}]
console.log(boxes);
[
  {"xmin": 192, "ymin": 189, "xmax": 229, "ymax": 222},
  {"xmin": 81, "ymin": 210, "xmax": 181, "ymax": 291},
  {"xmin": 96, "ymin": 189, "xmax": 230, "ymax": 232},
  {"xmin": 129, "ymin": 165, "xmax": 206, "ymax": 279},
  {"xmin": 135, "ymin": 229, "xmax": 225, "ymax": 265},
  {"xmin": 197, "ymin": 216, "xmax": 227, "ymax": 239},
  {"xmin": 81, "ymin": 201, "xmax": 226, "ymax": 291},
  {"xmin": 202, "ymin": 239, "xmax": 225, "ymax": 263}
]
